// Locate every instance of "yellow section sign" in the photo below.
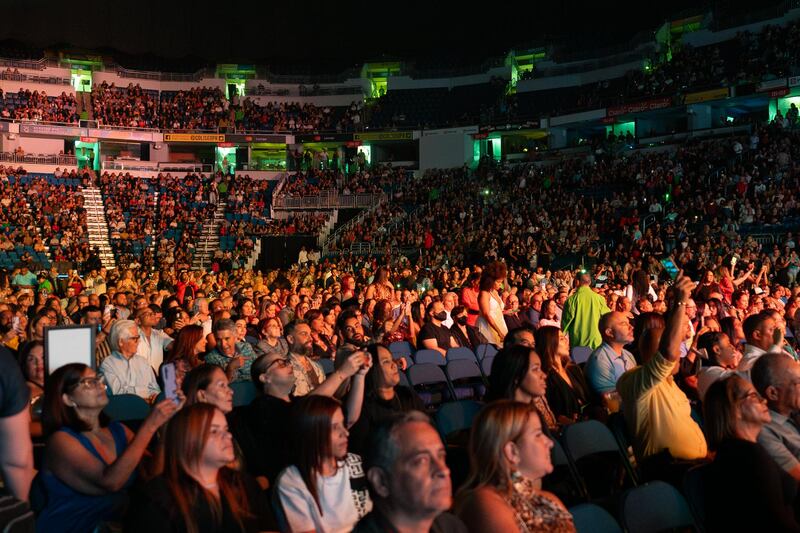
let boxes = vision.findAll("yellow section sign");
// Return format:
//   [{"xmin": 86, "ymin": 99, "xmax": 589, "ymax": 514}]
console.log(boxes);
[
  {"xmin": 163, "ymin": 133, "xmax": 226, "ymax": 142},
  {"xmin": 353, "ymin": 131, "xmax": 413, "ymax": 141},
  {"xmin": 684, "ymin": 88, "xmax": 729, "ymax": 105}
]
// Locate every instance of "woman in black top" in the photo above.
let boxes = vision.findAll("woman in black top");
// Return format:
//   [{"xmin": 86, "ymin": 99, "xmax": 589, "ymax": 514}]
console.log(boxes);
[
  {"xmin": 449, "ymin": 305, "xmax": 488, "ymax": 351},
  {"xmin": 126, "ymin": 403, "xmax": 276, "ymax": 533},
  {"xmin": 348, "ymin": 344, "xmax": 425, "ymax": 455},
  {"xmin": 534, "ymin": 326, "xmax": 591, "ymax": 425},
  {"xmin": 703, "ymin": 375, "xmax": 800, "ymax": 533}
]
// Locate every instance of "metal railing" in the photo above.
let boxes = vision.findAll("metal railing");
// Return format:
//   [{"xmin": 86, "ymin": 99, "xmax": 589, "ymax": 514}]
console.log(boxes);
[
  {"xmin": 272, "ymin": 191, "xmax": 386, "ymax": 209},
  {"xmin": 0, "ymin": 152, "xmax": 77, "ymax": 165},
  {"xmin": 0, "ymin": 57, "xmax": 50, "ymax": 71},
  {"xmin": 114, "ymin": 66, "xmax": 213, "ymax": 82},
  {"xmin": 0, "ymin": 71, "xmax": 70, "ymax": 85}
]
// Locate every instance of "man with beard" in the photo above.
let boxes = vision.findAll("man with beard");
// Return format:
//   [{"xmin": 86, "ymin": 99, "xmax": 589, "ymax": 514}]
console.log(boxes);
[
  {"xmin": 337, "ymin": 309, "xmax": 371, "ymax": 348},
  {"xmin": 285, "ymin": 319, "xmax": 369, "ymax": 397}
]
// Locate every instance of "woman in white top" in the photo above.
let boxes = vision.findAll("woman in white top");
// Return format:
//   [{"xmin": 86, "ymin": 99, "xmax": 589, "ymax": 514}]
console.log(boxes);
[
  {"xmin": 624, "ymin": 269, "xmax": 658, "ymax": 316},
  {"xmin": 277, "ymin": 395, "xmax": 371, "ymax": 533},
  {"xmin": 477, "ymin": 262, "xmax": 508, "ymax": 345}
]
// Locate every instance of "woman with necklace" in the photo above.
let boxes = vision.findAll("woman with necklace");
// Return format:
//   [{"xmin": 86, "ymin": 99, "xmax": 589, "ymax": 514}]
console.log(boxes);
[{"xmin": 455, "ymin": 401, "xmax": 575, "ymax": 533}]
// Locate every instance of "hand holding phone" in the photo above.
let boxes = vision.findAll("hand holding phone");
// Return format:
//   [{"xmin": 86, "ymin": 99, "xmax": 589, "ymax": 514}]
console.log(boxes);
[{"xmin": 160, "ymin": 362, "xmax": 178, "ymax": 402}]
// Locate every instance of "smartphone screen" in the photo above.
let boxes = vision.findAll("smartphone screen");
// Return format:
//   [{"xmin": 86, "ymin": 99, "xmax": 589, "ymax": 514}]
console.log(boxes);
[
  {"xmin": 160, "ymin": 362, "xmax": 178, "ymax": 402},
  {"xmin": 659, "ymin": 258, "xmax": 679, "ymax": 280}
]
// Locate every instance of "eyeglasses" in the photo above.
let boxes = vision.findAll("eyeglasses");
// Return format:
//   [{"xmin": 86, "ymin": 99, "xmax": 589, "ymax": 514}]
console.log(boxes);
[
  {"xmin": 72, "ymin": 375, "xmax": 107, "ymax": 391},
  {"xmin": 265, "ymin": 358, "xmax": 291, "ymax": 371},
  {"xmin": 738, "ymin": 390, "xmax": 763, "ymax": 403}
]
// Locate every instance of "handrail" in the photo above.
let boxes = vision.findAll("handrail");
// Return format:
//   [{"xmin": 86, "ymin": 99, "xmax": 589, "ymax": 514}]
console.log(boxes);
[
  {"xmin": 0, "ymin": 57, "xmax": 49, "ymax": 71},
  {"xmin": 0, "ymin": 71, "xmax": 70, "ymax": 85}
]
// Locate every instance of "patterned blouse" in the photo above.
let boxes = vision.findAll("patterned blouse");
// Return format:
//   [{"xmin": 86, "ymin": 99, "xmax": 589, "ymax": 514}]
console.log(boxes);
[{"xmin": 504, "ymin": 476, "xmax": 576, "ymax": 533}]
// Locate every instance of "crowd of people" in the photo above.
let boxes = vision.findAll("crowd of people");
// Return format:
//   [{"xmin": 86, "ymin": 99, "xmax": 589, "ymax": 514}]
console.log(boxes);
[
  {"xmin": 0, "ymin": 89, "xmax": 79, "ymax": 123},
  {"xmin": 236, "ymin": 99, "xmax": 361, "ymax": 133},
  {"xmin": 0, "ymin": 233, "xmax": 799, "ymax": 530}
]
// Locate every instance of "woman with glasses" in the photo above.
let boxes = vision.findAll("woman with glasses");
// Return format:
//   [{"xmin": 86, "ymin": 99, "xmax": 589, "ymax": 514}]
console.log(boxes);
[
  {"xmin": 703, "ymin": 374, "xmax": 800, "ymax": 531},
  {"xmin": 36, "ymin": 363, "xmax": 181, "ymax": 533},
  {"xmin": 126, "ymin": 403, "xmax": 276, "ymax": 532}
]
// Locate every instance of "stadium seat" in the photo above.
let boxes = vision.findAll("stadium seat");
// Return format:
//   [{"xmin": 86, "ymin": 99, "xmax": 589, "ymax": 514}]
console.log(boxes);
[
  {"xmin": 231, "ymin": 381, "xmax": 258, "ymax": 407},
  {"xmin": 414, "ymin": 348, "xmax": 446, "ymax": 366},
  {"xmin": 444, "ymin": 359, "xmax": 485, "ymax": 400},
  {"xmin": 103, "ymin": 394, "xmax": 150, "ymax": 422},
  {"xmin": 407, "ymin": 363, "xmax": 451, "ymax": 409},
  {"xmin": 318, "ymin": 358, "xmax": 335, "ymax": 375},
  {"xmin": 570, "ymin": 503, "xmax": 623, "ymax": 533},
  {"xmin": 683, "ymin": 464, "xmax": 709, "ymax": 531},
  {"xmin": 561, "ymin": 420, "xmax": 637, "ymax": 501},
  {"xmin": 433, "ymin": 400, "xmax": 483, "ymax": 442},
  {"xmin": 474, "ymin": 344, "xmax": 497, "ymax": 361},
  {"xmin": 445, "ymin": 346, "xmax": 477, "ymax": 363},
  {"xmin": 620, "ymin": 481, "xmax": 696, "ymax": 533},
  {"xmin": 480, "ymin": 355, "xmax": 495, "ymax": 378}
]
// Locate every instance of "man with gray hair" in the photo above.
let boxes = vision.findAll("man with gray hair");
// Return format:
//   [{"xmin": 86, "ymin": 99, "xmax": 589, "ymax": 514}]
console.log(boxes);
[
  {"xmin": 355, "ymin": 411, "xmax": 466, "ymax": 532},
  {"xmin": 100, "ymin": 319, "xmax": 161, "ymax": 400},
  {"xmin": 205, "ymin": 318, "xmax": 257, "ymax": 382},
  {"xmin": 752, "ymin": 352, "xmax": 800, "ymax": 481}
]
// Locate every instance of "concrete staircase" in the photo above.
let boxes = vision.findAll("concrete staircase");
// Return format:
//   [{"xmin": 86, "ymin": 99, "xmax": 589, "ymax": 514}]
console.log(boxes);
[
  {"xmin": 82, "ymin": 186, "xmax": 116, "ymax": 269},
  {"xmin": 192, "ymin": 199, "xmax": 226, "ymax": 270}
]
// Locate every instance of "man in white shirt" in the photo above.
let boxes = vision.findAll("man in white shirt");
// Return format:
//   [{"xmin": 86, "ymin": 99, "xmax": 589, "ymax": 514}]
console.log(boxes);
[
  {"xmin": 101, "ymin": 320, "xmax": 160, "ymax": 401},
  {"xmin": 739, "ymin": 311, "xmax": 782, "ymax": 377},
  {"xmin": 135, "ymin": 306, "xmax": 173, "ymax": 371}
]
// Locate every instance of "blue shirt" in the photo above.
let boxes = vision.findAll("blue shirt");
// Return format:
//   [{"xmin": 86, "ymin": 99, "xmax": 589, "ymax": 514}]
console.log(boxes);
[
  {"xmin": 100, "ymin": 351, "xmax": 161, "ymax": 399},
  {"xmin": 205, "ymin": 341, "xmax": 257, "ymax": 382},
  {"xmin": 585, "ymin": 342, "xmax": 637, "ymax": 394}
]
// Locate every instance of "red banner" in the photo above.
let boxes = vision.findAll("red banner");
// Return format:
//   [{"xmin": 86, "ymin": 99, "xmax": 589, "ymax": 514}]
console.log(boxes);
[{"xmin": 607, "ymin": 97, "xmax": 672, "ymax": 118}]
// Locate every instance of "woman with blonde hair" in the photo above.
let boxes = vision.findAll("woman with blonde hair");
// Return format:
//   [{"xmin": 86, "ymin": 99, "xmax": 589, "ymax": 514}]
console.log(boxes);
[{"xmin": 455, "ymin": 400, "xmax": 575, "ymax": 533}]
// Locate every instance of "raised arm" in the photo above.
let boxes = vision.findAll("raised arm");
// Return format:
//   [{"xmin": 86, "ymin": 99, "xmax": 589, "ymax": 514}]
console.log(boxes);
[{"xmin": 660, "ymin": 274, "xmax": 694, "ymax": 362}]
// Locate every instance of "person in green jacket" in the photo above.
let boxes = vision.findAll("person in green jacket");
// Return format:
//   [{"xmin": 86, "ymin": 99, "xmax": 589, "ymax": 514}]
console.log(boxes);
[{"xmin": 561, "ymin": 272, "xmax": 611, "ymax": 349}]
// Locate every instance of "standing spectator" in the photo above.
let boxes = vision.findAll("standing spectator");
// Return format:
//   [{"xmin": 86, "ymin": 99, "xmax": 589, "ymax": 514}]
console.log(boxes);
[
  {"xmin": 134, "ymin": 306, "xmax": 173, "ymax": 372},
  {"xmin": 561, "ymin": 272, "xmax": 610, "ymax": 350},
  {"xmin": 477, "ymin": 262, "xmax": 508, "ymax": 346}
]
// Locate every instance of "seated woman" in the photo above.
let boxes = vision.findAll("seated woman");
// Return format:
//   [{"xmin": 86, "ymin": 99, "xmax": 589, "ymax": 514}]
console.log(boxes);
[
  {"xmin": 276, "ymin": 395, "xmax": 372, "ymax": 533},
  {"xmin": 125, "ymin": 403, "xmax": 276, "ymax": 532},
  {"xmin": 306, "ymin": 309, "xmax": 336, "ymax": 360},
  {"xmin": 183, "ymin": 364, "xmax": 234, "ymax": 415},
  {"xmin": 370, "ymin": 299, "xmax": 410, "ymax": 345},
  {"xmin": 347, "ymin": 343, "xmax": 425, "ymax": 455},
  {"xmin": 449, "ymin": 305, "xmax": 488, "ymax": 351},
  {"xmin": 163, "ymin": 324, "xmax": 206, "ymax": 370},
  {"xmin": 534, "ymin": 326, "xmax": 591, "ymax": 424},
  {"xmin": 256, "ymin": 317, "xmax": 289, "ymax": 358},
  {"xmin": 455, "ymin": 400, "xmax": 575, "ymax": 533},
  {"xmin": 703, "ymin": 375, "xmax": 800, "ymax": 532},
  {"xmin": 696, "ymin": 331, "xmax": 741, "ymax": 401},
  {"xmin": 18, "ymin": 340, "xmax": 44, "ymax": 437},
  {"xmin": 36, "ymin": 363, "xmax": 180, "ymax": 533},
  {"xmin": 537, "ymin": 299, "xmax": 561, "ymax": 329},
  {"xmin": 486, "ymin": 345, "xmax": 559, "ymax": 434}
]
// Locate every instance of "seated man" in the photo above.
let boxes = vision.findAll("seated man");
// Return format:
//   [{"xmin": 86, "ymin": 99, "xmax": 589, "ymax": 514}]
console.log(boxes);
[
  {"xmin": 355, "ymin": 411, "xmax": 467, "ymax": 533},
  {"xmin": 616, "ymin": 276, "xmax": 708, "ymax": 482},
  {"xmin": 738, "ymin": 311, "xmax": 782, "ymax": 376},
  {"xmin": 584, "ymin": 311, "xmax": 637, "ymax": 411},
  {"xmin": 417, "ymin": 301, "xmax": 458, "ymax": 357},
  {"xmin": 101, "ymin": 319, "xmax": 160, "ymax": 400},
  {"xmin": 752, "ymin": 353, "xmax": 800, "ymax": 481},
  {"xmin": 204, "ymin": 318, "xmax": 257, "ymax": 382}
]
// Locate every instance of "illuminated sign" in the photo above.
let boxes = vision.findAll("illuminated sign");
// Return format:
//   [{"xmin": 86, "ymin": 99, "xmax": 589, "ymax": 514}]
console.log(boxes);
[
  {"xmin": 353, "ymin": 131, "xmax": 413, "ymax": 141},
  {"xmin": 163, "ymin": 133, "xmax": 226, "ymax": 142},
  {"xmin": 684, "ymin": 88, "xmax": 729, "ymax": 104}
]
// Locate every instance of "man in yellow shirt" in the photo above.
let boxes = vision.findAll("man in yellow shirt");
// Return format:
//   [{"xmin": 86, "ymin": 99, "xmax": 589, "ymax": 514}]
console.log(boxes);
[{"xmin": 617, "ymin": 274, "xmax": 708, "ymax": 483}]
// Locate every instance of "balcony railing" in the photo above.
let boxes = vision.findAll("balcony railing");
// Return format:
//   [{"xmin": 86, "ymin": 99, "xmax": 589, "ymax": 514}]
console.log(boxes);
[
  {"xmin": 0, "ymin": 152, "xmax": 77, "ymax": 166},
  {"xmin": 272, "ymin": 190, "xmax": 386, "ymax": 209}
]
